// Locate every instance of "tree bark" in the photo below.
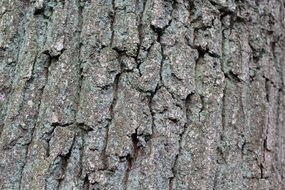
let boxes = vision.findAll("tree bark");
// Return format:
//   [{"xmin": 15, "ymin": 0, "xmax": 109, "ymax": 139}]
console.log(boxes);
[{"xmin": 0, "ymin": 0, "xmax": 285, "ymax": 189}]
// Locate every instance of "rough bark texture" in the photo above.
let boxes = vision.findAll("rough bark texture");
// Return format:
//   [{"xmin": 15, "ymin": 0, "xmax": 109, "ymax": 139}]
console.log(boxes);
[{"xmin": 0, "ymin": 0, "xmax": 285, "ymax": 189}]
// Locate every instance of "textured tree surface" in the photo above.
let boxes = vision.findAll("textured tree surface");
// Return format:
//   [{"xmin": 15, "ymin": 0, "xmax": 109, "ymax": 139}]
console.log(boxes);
[{"xmin": 0, "ymin": 0, "xmax": 285, "ymax": 189}]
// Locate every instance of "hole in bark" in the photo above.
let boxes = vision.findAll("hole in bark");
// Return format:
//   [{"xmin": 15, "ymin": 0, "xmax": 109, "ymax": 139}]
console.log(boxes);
[
  {"xmin": 126, "ymin": 154, "xmax": 133, "ymax": 169},
  {"xmin": 224, "ymin": 71, "xmax": 242, "ymax": 83},
  {"xmin": 144, "ymin": 134, "xmax": 151, "ymax": 143},
  {"xmin": 83, "ymin": 174, "xmax": 90, "ymax": 190},
  {"xmin": 131, "ymin": 131, "xmax": 139, "ymax": 159},
  {"xmin": 169, "ymin": 118, "xmax": 178, "ymax": 123}
]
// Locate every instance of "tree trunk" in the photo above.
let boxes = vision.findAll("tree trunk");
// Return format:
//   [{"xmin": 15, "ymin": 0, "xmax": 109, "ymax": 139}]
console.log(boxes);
[{"xmin": 0, "ymin": 0, "xmax": 285, "ymax": 189}]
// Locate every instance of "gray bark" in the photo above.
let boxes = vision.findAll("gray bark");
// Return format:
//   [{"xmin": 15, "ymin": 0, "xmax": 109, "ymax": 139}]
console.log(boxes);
[{"xmin": 0, "ymin": 0, "xmax": 285, "ymax": 189}]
